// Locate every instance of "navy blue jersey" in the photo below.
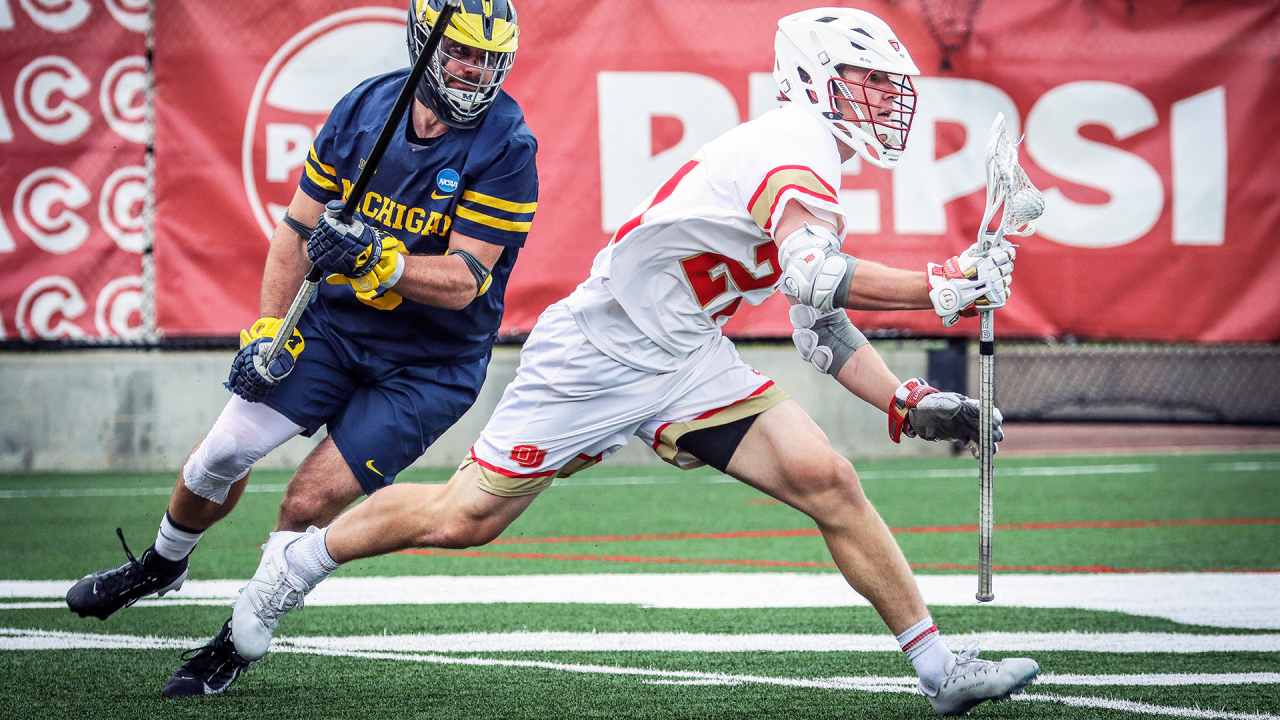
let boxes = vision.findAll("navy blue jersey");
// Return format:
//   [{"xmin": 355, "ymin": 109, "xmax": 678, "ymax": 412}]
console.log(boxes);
[{"xmin": 299, "ymin": 68, "xmax": 538, "ymax": 366}]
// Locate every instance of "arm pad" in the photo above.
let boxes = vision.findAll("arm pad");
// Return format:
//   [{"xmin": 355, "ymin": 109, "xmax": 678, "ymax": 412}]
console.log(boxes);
[
  {"xmin": 789, "ymin": 305, "xmax": 869, "ymax": 376},
  {"xmin": 446, "ymin": 248, "xmax": 494, "ymax": 296},
  {"xmin": 778, "ymin": 223, "xmax": 858, "ymax": 312},
  {"xmin": 281, "ymin": 212, "xmax": 316, "ymax": 239}
]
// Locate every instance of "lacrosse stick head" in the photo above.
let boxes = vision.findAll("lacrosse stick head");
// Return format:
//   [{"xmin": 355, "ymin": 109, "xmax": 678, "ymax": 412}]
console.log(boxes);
[{"xmin": 980, "ymin": 113, "xmax": 1044, "ymax": 251}]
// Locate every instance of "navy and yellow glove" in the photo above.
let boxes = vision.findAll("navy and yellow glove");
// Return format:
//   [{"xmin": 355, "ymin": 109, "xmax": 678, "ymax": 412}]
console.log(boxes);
[
  {"xmin": 308, "ymin": 200, "xmax": 384, "ymax": 278},
  {"xmin": 325, "ymin": 235, "xmax": 407, "ymax": 302},
  {"xmin": 225, "ymin": 318, "xmax": 304, "ymax": 403}
]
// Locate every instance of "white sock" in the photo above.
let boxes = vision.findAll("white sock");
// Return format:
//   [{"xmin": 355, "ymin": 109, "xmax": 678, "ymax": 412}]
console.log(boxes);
[
  {"xmin": 896, "ymin": 616, "xmax": 953, "ymax": 693},
  {"xmin": 154, "ymin": 512, "xmax": 202, "ymax": 562},
  {"xmin": 284, "ymin": 526, "xmax": 342, "ymax": 586}
]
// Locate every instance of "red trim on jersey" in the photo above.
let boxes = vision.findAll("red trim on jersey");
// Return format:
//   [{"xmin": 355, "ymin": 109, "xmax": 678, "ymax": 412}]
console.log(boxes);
[
  {"xmin": 470, "ymin": 447, "xmax": 558, "ymax": 479},
  {"xmin": 613, "ymin": 158, "xmax": 702, "ymax": 244},
  {"xmin": 901, "ymin": 624, "xmax": 939, "ymax": 652},
  {"xmin": 651, "ymin": 380, "xmax": 777, "ymax": 451},
  {"xmin": 748, "ymin": 165, "xmax": 840, "ymax": 231},
  {"xmin": 764, "ymin": 184, "xmax": 842, "ymax": 232}
]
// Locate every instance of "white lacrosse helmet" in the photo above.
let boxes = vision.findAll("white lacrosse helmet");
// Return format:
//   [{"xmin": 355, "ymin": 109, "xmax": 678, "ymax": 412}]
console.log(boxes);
[{"xmin": 774, "ymin": 8, "xmax": 920, "ymax": 168}]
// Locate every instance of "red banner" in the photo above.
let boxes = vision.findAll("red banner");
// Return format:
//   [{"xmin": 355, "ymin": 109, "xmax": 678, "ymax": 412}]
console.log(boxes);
[
  {"xmin": 150, "ymin": 2, "xmax": 1280, "ymax": 342},
  {"xmin": 0, "ymin": 0, "xmax": 148, "ymax": 340}
]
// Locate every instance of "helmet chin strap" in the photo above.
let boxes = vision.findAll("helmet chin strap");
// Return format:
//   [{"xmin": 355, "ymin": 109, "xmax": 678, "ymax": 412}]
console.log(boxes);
[{"xmin": 831, "ymin": 126, "xmax": 898, "ymax": 170}]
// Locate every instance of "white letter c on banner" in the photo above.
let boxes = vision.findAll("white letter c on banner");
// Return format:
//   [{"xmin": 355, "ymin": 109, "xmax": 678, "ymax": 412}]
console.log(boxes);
[
  {"xmin": 15, "ymin": 167, "xmax": 92, "ymax": 254},
  {"xmin": 15, "ymin": 56, "xmax": 92, "ymax": 144},
  {"xmin": 17, "ymin": 276, "xmax": 88, "ymax": 340}
]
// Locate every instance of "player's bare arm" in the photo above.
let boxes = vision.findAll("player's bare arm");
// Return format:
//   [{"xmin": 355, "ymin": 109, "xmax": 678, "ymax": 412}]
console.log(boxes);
[
  {"xmin": 261, "ymin": 188, "xmax": 325, "ymax": 318},
  {"xmin": 392, "ymin": 231, "xmax": 505, "ymax": 310},
  {"xmin": 775, "ymin": 198, "xmax": 929, "ymax": 310}
]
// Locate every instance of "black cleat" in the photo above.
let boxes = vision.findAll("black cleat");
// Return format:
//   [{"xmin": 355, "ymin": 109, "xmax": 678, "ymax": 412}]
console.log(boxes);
[
  {"xmin": 162, "ymin": 618, "xmax": 255, "ymax": 698},
  {"xmin": 66, "ymin": 528, "xmax": 188, "ymax": 620}
]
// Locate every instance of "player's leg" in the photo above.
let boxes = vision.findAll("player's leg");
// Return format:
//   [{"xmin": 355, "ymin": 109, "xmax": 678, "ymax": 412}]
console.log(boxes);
[
  {"xmin": 274, "ymin": 436, "xmax": 364, "ymax": 532},
  {"xmin": 154, "ymin": 323, "xmax": 369, "ymax": 698},
  {"xmin": 326, "ymin": 461, "xmax": 538, "ymax": 559},
  {"xmin": 726, "ymin": 400, "xmax": 927, "ymax": 629},
  {"xmin": 162, "ymin": 435, "xmax": 363, "ymax": 699},
  {"xmin": 229, "ymin": 302, "xmax": 657, "ymax": 661},
  {"xmin": 65, "ymin": 396, "xmax": 304, "ymax": 621},
  {"xmin": 720, "ymin": 400, "xmax": 1037, "ymax": 715}
]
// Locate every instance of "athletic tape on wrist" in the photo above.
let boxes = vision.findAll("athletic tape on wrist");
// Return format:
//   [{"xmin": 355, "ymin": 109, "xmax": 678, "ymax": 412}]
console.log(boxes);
[
  {"xmin": 446, "ymin": 248, "xmax": 493, "ymax": 296},
  {"xmin": 812, "ymin": 311, "xmax": 868, "ymax": 376},
  {"xmin": 282, "ymin": 212, "xmax": 316, "ymax": 239}
]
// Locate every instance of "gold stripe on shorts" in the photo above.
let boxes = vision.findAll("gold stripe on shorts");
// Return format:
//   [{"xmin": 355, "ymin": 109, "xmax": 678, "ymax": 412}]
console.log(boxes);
[
  {"xmin": 461, "ymin": 450, "xmax": 557, "ymax": 498},
  {"xmin": 651, "ymin": 383, "xmax": 791, "ymax": 467}
]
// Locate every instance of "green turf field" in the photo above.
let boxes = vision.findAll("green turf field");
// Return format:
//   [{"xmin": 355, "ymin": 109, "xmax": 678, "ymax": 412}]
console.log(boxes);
[{"xmin": 2, "ymin": 450, "xmax": 1278, "ymax": 719}]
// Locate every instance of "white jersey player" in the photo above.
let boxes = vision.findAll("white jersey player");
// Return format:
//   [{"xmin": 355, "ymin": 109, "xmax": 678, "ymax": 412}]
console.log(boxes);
[{"xmin": 231, "ymin": 8, "xmax": 1037, "ymax": 716}]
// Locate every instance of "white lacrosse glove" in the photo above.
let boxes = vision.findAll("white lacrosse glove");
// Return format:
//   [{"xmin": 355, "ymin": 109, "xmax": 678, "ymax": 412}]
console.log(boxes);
[
  {"xmin": 778, "ymin": 224, "xmax": 856, "ymax": 313},
  {"xmin": 927, "ymin": 243, "xmax": 1015, "ymax": 327},
  {"xmin": 888, "ymin": 378, "xmax": 1003, "ymax": 458}
]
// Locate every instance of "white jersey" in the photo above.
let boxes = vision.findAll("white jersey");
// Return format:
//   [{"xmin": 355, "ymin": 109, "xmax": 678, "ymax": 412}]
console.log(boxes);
[{"xmin": 567, "ymin": 105, "xmax": 847, "ymax": 372}]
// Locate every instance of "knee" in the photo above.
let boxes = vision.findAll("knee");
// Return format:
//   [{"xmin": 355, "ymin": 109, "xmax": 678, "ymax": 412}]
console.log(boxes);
[
  {"xmin": 785, "ymin": 450, "xmax": 869, "ymax": 516},
  {"xmin": 277, "ymin": 488, "xmax": 343, "ymax": 531},
  {"xmin": 427, "ymin": 519, "xmax": 503, "ymax": 549},
  {"xmin": 183, "ymin": 428, "xmax": 254, "ymax": 504}
]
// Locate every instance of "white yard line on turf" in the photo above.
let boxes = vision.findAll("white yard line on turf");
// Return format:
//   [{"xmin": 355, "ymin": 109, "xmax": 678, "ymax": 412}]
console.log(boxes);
[
  {"xmin": 1015, "ymin": 693, "xmax": 1279, "ymax": 720},
  {"xmin": 0, "ymin": 485, "xmax": 289, "ymax": 499},
  {"xmin": 4, "ymin": 573, "xmax": 1278, "ymax": 629},
  {"xmin": 1044, "ymin": 673, "xmax": 1280, "ymax": 686},
  {"xmin": 2, "ymin": 627, "xmax": 1279, "ymax": 654},
  {"xmin": 0, "ymin": 463, "xmax": 1166, "ymax": 498},
  {"xmin": 0, "ymin": 629, "xmax": 1275, "ymax": 718},
  {"xmin": 1211, "ymin": 462, "xmax": 1280, "ymax": 472},
  {"xmin": 552, "ymin": 463, "xmax": 1159, "ymax": 486}
]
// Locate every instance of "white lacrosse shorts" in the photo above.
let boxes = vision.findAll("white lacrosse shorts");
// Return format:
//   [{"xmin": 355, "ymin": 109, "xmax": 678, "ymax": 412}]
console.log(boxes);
[{"xmin": 468, "ymin": 302, "xmax": 789, "ymax": 497}]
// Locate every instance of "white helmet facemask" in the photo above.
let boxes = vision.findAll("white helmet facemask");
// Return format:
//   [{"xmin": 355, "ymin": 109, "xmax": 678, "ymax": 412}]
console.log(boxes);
[{"xmin": 773, "ymin": 8, "xmax": 921, "ymax": 169}]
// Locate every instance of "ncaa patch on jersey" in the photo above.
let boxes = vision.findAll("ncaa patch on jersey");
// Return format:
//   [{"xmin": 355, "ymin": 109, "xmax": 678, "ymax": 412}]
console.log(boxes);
[{"xmin": 436, "ymin": 169, "xmax": 460, "ymax": 194}]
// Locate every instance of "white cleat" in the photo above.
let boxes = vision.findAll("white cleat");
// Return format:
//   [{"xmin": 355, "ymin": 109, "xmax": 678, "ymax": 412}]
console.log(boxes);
[
  {"xmin": 921, "ymin": 643, "xmax": 1040, "ymax": 716},
  {"xmin": 231, "ymin": 531, "xmax": 316, "ymax": 661}
]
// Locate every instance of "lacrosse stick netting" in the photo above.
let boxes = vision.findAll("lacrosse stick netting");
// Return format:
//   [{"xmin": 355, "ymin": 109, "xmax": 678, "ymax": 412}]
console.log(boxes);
[{"xmin": 976, "ymin": 113, "xmax": 1043, "ymax": 603}]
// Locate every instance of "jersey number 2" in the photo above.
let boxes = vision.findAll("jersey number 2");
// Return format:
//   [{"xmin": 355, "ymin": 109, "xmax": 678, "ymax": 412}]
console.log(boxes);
[{"xmin": 680, "ymin": 240, "xmax": 781, "ymax": 322}]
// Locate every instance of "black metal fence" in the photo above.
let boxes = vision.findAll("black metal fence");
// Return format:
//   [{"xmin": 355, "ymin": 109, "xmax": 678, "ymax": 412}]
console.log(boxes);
[{"xmin": 969, "ymin": 343, "xmax": 1280, "ymax": 424}]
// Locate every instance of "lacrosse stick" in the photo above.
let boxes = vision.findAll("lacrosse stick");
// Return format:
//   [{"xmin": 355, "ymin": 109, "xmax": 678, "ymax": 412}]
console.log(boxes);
[
  {"xmin": 975, "ymin": 113, "xmax": 1044, "ymax": 603},
  {"xmin": 261, "ymin": 0, "xmax": 462, "ymax": 369}
]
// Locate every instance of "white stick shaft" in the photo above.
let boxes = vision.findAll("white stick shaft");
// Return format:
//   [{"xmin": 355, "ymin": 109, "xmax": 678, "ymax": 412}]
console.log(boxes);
[{"xmin": 977, "ymin": 310, "xmax": 995, "ymax": 603}]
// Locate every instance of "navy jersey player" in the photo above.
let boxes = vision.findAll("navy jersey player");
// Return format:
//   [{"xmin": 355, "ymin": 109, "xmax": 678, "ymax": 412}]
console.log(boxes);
[{"xmin": 64, "ymin": 0, "xmax": 535, "ymax": 697}]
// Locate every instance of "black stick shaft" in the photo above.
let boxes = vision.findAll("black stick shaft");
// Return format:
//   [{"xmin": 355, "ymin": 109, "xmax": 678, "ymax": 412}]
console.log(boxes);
[
  {"xmin": 339, "ymin": 1, "xmax": 458, "ymax": 224},
  {"xmin": 263, "ymin": 0, "xmax": 460, "ymax": 365}
]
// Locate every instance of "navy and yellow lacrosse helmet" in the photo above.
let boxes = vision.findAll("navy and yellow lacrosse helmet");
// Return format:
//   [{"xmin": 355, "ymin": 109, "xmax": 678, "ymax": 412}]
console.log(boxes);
[{"xmin": 407, "ymin": 0, "xmax": 519, "ymax": 129}]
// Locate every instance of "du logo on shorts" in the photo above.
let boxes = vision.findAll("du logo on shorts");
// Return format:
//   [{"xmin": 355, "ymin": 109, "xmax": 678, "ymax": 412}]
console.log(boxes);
[
  {"xmin": 510, "ymin": 445, "xmax": 547, "ymax": 469},
  {"xmin": 436, "ymin": 169, "xmax": 460, "ymax": 194}
]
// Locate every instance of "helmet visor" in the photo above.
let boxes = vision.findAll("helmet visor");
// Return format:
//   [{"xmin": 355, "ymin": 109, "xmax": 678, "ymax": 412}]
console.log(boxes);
[{"xmin": 828, "ymin": 69, "xmax": 916, "ymax": 152}]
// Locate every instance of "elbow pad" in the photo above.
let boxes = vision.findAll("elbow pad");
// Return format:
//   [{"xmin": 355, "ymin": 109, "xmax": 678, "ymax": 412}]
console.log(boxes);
[
  {"xmin": 282, "ymin": 212, "xmax": 316, "ymax": 239},
  {"xmin": 789, "ymin": 305, "xmax": 869, "ymax": 376},
  {"xmin": 778, "ymin": 223, "xmax": 858, "ymax": 312},
  {"xmin": 446, "ymin": 248, "xmax": 494, "ymax": 296}
]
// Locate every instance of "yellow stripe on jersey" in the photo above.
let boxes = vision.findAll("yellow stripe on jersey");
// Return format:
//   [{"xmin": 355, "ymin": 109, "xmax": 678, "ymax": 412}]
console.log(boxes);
[
  {"xmin": 309, "ymin": 146, "xmax": 336, "ymax": 177},
  {"xmin": 461, "ymin": 190, "xmax": 537, "ymax": 214},
  {"xmin": 456, "ymin": 205, "xmax": 532, "ymax": 232},
  {"xmin": 748, "ymin": 166, "xmax": 839, "ymax": 231},
  {"xmin": 305, "ymin": 161, "xmax": 339, "ymax": 192}
]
